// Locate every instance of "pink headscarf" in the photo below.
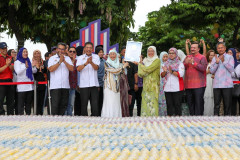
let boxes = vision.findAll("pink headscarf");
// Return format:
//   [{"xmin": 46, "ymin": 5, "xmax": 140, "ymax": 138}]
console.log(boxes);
[
  {"xmin": 164, "ymin": 48, "xmax": 181, "ymax": 85},
  {"xmin": 164, "ymin": 48, "xmax": 180, "ymax": 71}
]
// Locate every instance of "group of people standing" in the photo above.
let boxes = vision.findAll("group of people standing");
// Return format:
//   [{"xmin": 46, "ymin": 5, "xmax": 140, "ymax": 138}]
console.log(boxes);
[
  {"xmin": 0, "ymin": 38, "xmax": 239, "ymax": 117},
  {"xmin": 159, "ymin": 39, "xmax": 240, "ymax": 116}
]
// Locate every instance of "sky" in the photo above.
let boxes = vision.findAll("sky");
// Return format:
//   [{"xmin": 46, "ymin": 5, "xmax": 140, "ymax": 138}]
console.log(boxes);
[{"xmin": 1, "ymin": 0, "xmax": 171, "ymax": 59}]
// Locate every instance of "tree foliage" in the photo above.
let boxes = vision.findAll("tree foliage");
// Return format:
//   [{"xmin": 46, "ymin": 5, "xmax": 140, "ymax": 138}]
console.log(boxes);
[
  {"xmin": 0, "ymin": 0, "xmax": 136, "ymax": 50},
  {"xmin": 131, "ymin": 0, "xmax": 240, "ymax": 55}
]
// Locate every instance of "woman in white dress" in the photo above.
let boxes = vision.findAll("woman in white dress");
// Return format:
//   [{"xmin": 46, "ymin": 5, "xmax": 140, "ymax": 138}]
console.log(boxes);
[
  {"xmin": 101, "ymin": 49, "xmax": 128, "ymax": 117},
  {"xmin": 204, "ymin": 50, "xmax": 215, "ymax": 116}
]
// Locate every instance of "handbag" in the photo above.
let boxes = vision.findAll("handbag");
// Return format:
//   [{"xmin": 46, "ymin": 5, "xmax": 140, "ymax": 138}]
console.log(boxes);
[{"xmin": 232, "ymin": 84, "xmax": 240, "ymax": 97}]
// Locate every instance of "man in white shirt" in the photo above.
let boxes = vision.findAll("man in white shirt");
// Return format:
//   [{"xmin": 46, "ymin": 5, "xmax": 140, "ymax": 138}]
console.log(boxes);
[
  {"xmin": 77, "ymin": 42, "xmax": 100, "ymax": 116},
  {"xmin": 48, "ymin": 42, "xmax": 74, "ymax": 115}
]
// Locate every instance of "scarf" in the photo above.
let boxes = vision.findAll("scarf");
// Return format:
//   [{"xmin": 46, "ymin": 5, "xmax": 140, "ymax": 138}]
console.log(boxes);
[
  {"xmin": 177, "ymin": 49, "xmax": 186, "ymax": 63},
  {"xmin": 228, "ymin": 48, "xmax": 239, "ymax": 68},
  {"xmin": 164, "ymin": 48, "xmax": 180, "ymax": 85},
  {"xmin": 143, "ymin": 46, "xmax": 158, "ymax": 67},
  {"xmin": 106, "ymin": 49, "xmax": 120, "ymax": 68},
  {"xmin": 159, "ymin": 51, "xmax": 168, "ymax": 67},
  {"xmin": 17, "ymin": 48, "xmax": 33, "ymax": 81},
  {"xmin": 164, "ymin": 48, "xmax": 180, "ymax": 71}
]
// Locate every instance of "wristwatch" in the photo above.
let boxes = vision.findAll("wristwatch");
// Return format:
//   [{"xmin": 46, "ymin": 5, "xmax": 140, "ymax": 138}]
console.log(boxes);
[{"xmin": 58, "ymin": 61, "xmax": 61, "ymax": 65}]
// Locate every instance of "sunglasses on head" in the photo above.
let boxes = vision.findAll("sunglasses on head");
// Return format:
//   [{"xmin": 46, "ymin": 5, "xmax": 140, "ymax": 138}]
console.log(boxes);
[{"xmin": 69, "ymin": 50, "xmax": 76, "ymax": 53}]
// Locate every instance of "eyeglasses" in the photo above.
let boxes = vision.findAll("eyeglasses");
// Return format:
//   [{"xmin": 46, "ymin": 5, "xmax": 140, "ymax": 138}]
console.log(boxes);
[
  {"xmin": 69, "ymin": 51, "xmax": 76, "ymax": 53},
  {"xmin": 169, "ymin": 52, "xmax": 175, "ymax": 55},
  {"xmin": 58, "ymin": 48, "xmax": 65, "ymax": 51}
]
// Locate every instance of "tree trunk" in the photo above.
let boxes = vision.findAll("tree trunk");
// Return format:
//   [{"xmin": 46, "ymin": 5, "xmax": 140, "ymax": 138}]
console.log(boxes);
[
  {"xmin": 8, "ymin": 5, "xmax": 25, "ymax": 50},
  {"xmin": 233, "ymin": 23, "xmax": 240, "ymax": 47}
]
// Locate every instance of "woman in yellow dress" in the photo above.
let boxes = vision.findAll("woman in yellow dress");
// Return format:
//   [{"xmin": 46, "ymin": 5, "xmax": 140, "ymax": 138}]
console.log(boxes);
[{"xmin": 138, "ymin": 46, "xmax": 160, "ymax": 116}]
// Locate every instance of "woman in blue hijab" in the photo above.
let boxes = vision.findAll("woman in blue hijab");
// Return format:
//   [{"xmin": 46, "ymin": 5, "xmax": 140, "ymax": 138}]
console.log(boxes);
[{"xmin": 14, "ymin": 48, "xmax": 37, "ymax": 115}]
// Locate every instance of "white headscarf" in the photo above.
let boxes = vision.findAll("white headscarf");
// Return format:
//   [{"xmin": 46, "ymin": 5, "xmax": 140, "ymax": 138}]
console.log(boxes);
[
  {"xmin": 106, "ymin": 49, "xmax": 120, "ymax": 68},
  {"xmin": 143, "ymin": 46, "xmax": 158, "ymax": 67},
  {"xmin": 177, "ymin": 49, "xmax": 186, "ymax": 62},
  {"xmin": 159, "ymin": 51, "xmax": 168, "ymax": 67}
]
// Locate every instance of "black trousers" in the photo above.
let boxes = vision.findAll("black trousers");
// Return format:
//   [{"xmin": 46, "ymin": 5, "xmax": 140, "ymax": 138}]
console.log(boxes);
[
  {"xmin": 135, "ymin": 87, "xmax": 143, "ymax": 116},
  {"xmin": 36, "ymin": 88, "xmax": 46, "ymax": 115},
  {"xmin": 98, "ymin": 87, "xmax": 104, "ymax": 116},
  {"xmin": 186, "ymin": 87, "xmax": 205, "ymax": 116},
  {"xmin": 165, "ymin": 91, "xmax": 183, "ymax": 116},
  {"xmin": 50, "ymin": 89, "xmax": 69, "ymax": 115},
  {"xmin": 74, "ymin": 89, "xmax": 81, "ymax": 116},
  {"xmin": 232, "ymin": 96, "xmax": 240, "ymax": 115},
  {"xmin": 80, "ymin": 87, "xmax": 99, "ymax": 116},
  {"xmin": 17, "ymin": 91, "xmax": 33, "ymax": 115},
  {"xmin": 213, "ymin": 88, "xmax": 232, "ymax": 116},
  {"xmin": 0, "ymin": 79, "xmax": 15, "ymax": 115},
  {"xmin": 14, "ymin": 86, "xmax": 18, "ymax": 115},
  {"xmin": 128, "ymin": 89, "xmax": 136, "ymax": 117}
]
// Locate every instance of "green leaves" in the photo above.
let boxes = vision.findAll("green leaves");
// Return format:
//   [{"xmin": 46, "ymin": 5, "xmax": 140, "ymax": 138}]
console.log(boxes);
[{"xmin": 1, "ymin": 0, "xmax": 136, "ymax": 50}]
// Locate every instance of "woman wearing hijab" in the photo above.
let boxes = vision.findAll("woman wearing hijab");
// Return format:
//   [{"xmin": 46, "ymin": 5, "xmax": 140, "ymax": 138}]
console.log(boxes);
[
  {"xmin": 101, "ymin": 49, "xmax": 129, "ymax": 117},
  {"xmin": 177, "ymin": 49, "xmax": 186, "ymax": 63},
  {"xmin": 229, "ymin": 48, "xmax": 240, "ymax": 115},
  {"xmin": 14, "ymin": 48, "xmax": 37, "ymax": 115},
  {"xmin": 161, "ymin": 48, "xmax": 185, "ymax": 116},
  {"xmin": 32, "ymin": 50, "xmax": 47, "ymax": 115},
  {"xmin": 138, "ymin": 46, "xmax": 160, "ymax": 116},
  {"xmin": 158, "ymin": 51, "xmax": 168, "ymax": 116}
]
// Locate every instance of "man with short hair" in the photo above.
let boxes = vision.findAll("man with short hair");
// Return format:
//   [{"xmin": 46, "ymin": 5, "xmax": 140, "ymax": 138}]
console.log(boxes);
[
  {"xmin": 0, "ymin": 42, "xmax": 15, "ymax": 115},
  {"xmin": 184, "ymin": 41, "xmax": 208, "ymax": 115},
  {"xmin": 210, "ymin": 42, "xmax": 234, "ymax": 115},
  {"xmin": 96, "ymin": 46, "xmax": 105, "ymax": 115},
  {"xmin": 120, "ymin": 46, "xmax": 126, "ymax": 63},
  {"xmin": 77, "ymin": 42, "xmax": 100, "ymax": 116},
  {"xmin": 48, "ymin": 42, "xmax": 74, "ymax": 115}
]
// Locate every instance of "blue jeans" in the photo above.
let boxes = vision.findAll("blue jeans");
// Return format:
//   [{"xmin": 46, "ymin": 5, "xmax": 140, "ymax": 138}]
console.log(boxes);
[{"xmin": 65, "ymin": 89, "xmax": 76, "ymax": 116}]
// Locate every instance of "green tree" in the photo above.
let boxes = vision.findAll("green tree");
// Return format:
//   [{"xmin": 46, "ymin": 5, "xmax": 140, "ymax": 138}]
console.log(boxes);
[
  {"xmin": 168, "ymin": 0, "xmax": 240, "ymax": 47},
  {"xmin": 0, "ymin": 0, "xmax": 136, "ymax": 50},
  {"xmin": 131, "ymin": 0, "xmax": 240, "ymax": 55}
]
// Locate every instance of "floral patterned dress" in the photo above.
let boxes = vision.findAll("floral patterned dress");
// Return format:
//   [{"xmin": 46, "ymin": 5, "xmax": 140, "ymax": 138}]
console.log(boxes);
[
  {"xmin": 158, "ymin": 66, "xmax": 167, "ymax": 116},
  {"xmin": 138, "ymin": 59, "xmax": 160, "ymax": 116}
]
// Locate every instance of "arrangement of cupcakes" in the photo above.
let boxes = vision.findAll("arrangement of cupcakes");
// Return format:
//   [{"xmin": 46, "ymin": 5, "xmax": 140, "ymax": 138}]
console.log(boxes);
[{"xmin": 0, "ymin": 116, "xmax": 239, "ymax": 159}]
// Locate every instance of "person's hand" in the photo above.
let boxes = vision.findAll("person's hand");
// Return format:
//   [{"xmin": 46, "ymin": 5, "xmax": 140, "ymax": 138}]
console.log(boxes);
[
  {"xmin": 206, "ymin": 68, "xmax": 210, "ymax": 74},
  {"xmin": 186, "ymin": 39, "xmax": 191, "ymax": 45},
  {"xmin": 215, "ymin": 55, "xmax": 220, "ymax": 64},
  {"xmin": 25, "ymin": 60, "xmax": 29, "ymax": 68},
  {"xmin": 211, "ymin": 74, "xmax": 215, "ymax": 79},
  {"xmin": 88, "ymin": 56, "xmax": 92, "ymax": 64},
  {"xmin": 133, "ymin": 61, "xmax": 138, "ymax": 65},
  {"xmin": 134, "ymin": 84, "xmax": 139, "ymax": 92},
  {"xmin": 190, "ymin": 57, "xmax": 194, "ymax": 64},
  {"xmin": 139, "ymin": 55, "xmax": 143, "ymax": 64},
  {"xmin": 218, "ymin": 38, "xmax": 224, "ymax": 42},
  {"xmin": 219, "ymin": 55, "xmax": 224, "ymax": 62},
  {"xmin": 60, "ymin": 54, "xmax": 65, "ymax": 63},
  {"xmin": 6, "ymin": 58, "xmax": 11, "ymax": 66},
  {"xmin": 200, "ymin": 39, "xmax": 205, "ymax": 45},
  {"xmin": 185, "ymin": 56, "xmax": 191, "ymax": 64},
  {"xmin": 162, "ymin": 66, "xmax": 167, "ymax": 72},
  {"xmin": 123, "ymin": 62, "xmax": 129, "ymax": 68},
  {"xmin": 169, "ymin": 66, "xmax": 172, "ymax": 74}
]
